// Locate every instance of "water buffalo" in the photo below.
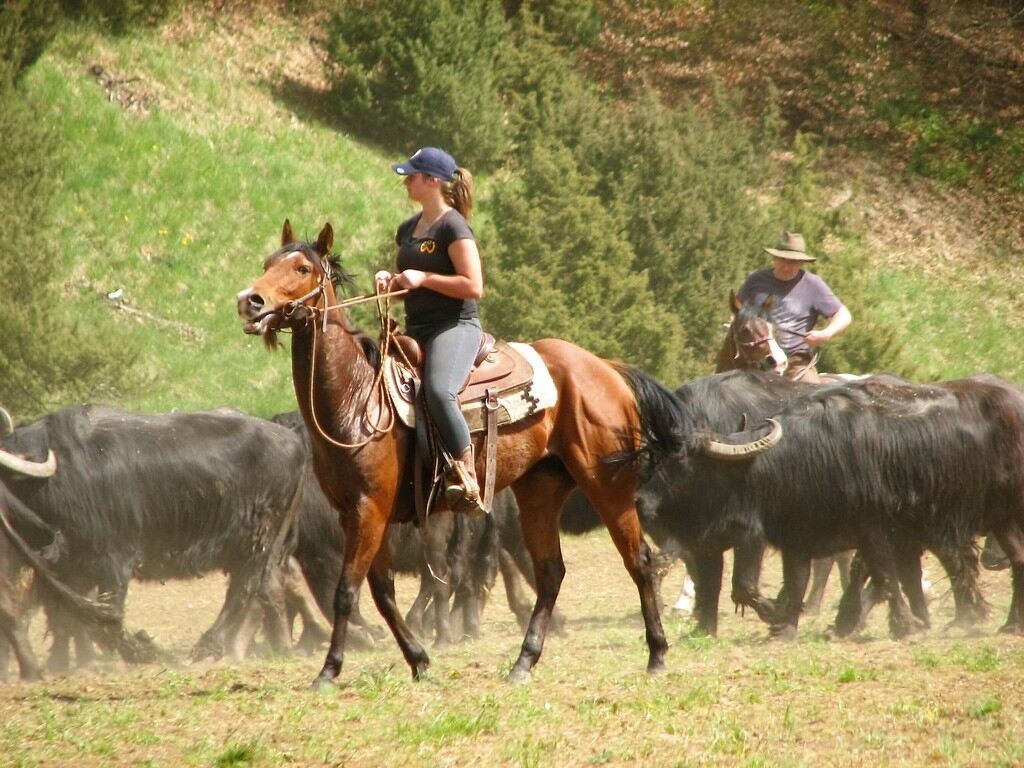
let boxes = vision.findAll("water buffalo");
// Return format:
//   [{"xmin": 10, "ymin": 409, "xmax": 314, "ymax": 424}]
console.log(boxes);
[
  {"xmin": 635, "ymin": 372, "xmax": 999, "ymax": 639},
  {"xmin": 0, "ymin": 405, "xmax": 309, "ymax": 670}
]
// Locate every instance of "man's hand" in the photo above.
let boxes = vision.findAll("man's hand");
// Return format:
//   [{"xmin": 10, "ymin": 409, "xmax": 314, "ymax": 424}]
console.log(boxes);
[{"xmin": 804, "ymin": 329, "xmax": 831, "ymax": 348}]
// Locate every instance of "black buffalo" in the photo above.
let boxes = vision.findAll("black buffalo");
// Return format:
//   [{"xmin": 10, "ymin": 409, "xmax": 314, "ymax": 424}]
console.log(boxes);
[
  {"xmin": 0, "ymin": 481, "xmax": 126, "ymax": 680},
  {"xmin": 0, "ymin": 405, "xmax": 309, "ymax": 671},
  {"xmin": 635, "ymin": 372, "xmax": 1001, "ymax": 640}
]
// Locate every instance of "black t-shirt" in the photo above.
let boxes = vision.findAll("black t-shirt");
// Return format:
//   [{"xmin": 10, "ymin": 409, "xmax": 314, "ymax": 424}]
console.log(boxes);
[{"xmin": 395, "ymin": 209, "xmax": 478, "ymax": 328}]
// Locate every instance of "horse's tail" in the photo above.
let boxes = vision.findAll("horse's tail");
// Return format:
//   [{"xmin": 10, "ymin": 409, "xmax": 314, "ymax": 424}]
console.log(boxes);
[{"xmin": 609, "ymin": 363, "xmax": 695, "ymax": 472}]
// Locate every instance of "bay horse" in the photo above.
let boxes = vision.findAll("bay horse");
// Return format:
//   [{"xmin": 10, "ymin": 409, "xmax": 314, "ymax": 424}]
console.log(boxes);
[
  {"xmin": 237, "ymin": 220, "xmax": 741, "ymax": 688},
  {"xmin": 715, "ymin": 290, "xmax": 789, "ymax": 376}
]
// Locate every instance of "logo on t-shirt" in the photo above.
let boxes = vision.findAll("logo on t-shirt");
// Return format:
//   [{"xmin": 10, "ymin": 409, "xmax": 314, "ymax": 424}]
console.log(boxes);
[{"xmin": 419, "ymin": 240, "xmax": 437, "ymax": 254}]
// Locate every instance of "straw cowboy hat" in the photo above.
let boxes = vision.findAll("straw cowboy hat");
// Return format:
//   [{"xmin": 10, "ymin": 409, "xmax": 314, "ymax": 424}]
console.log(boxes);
[{"xmin": 764, "ymin": 231, "xmax": 815, "ymax": 262}]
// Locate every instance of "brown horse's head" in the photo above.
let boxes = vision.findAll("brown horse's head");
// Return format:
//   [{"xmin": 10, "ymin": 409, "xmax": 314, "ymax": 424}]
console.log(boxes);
[
  {"xmin": 237, "ymin": 220, "xmax": 336, "ymax": 348},
  {"xmin": 725, "ymin": 291, "xmax": 788, "ymax": 375}
]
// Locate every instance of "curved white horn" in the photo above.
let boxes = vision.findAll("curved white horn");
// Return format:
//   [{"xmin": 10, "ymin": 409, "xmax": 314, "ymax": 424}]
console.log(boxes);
[
  {"xmin": 0, "ymin": 408, "xmax": 12, "ymax": 436},
  {"xmin": 0, "ymin": 447, "xmax": 56, "ymax": 478},
  {"xmin": 702, "ymin": 418, "xmax": 783, "ymax": 461}
]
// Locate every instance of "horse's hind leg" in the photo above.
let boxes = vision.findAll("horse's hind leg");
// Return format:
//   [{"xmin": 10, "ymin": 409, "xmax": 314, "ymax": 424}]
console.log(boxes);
[
  {"xmin": 507, "ymin": 469, "xmax": 575, "ymax": 684},
  {"xmin": 584, "ymin": 481, "xmax": 668, "ymax": 675}
]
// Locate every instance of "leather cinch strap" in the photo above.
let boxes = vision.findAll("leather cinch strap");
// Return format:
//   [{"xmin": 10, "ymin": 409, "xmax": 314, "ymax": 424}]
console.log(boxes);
[{"xmin": 483, "ymin": 388, "xmax": 499, "ymax": 512}]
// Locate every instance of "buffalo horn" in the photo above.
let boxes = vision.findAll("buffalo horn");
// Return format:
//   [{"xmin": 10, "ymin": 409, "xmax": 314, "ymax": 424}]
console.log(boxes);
[
  {"xmin": 702, "ymin": 418, "xmax": 782, "ymax": 461},
  {"xmin": 0, "ymin": 407, "xmax": 11, "ymax": 436},
  {"xmin": 0, "ymin": 447, "xmax": 57, "ymax": 478}
]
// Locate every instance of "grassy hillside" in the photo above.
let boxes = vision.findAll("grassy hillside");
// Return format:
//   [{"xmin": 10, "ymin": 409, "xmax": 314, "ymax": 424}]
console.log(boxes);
[
  {"xmin": 24, "ymin": 10, "xmax": 416, "ymax": 417},
  {"xmin": 13, "ymin": 2, "xmax": 1024, "ymax": 421}
]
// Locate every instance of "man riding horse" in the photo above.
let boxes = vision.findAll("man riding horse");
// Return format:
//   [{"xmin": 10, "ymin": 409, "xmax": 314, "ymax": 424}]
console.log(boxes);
[{"xmin": 736, "ymin": 231, "xmax": 852, "ymax": 382}]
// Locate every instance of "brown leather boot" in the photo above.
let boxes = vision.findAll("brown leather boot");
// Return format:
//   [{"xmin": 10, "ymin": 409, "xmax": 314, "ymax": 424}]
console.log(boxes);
[{"xmin": 444, "ymin": 447, "xmax": 487, "ymax": 517}]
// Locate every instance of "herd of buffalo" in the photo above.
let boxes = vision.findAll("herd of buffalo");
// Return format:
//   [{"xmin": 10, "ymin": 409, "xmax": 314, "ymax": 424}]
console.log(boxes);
[{"xmin": 1, "ymin": 362, "xmax": 1022, "ymax": 682}]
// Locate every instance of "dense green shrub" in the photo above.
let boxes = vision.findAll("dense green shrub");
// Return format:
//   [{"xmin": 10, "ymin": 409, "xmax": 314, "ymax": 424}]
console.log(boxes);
[
  {"xmin": 322, "ymin": 0, "xmax": 907, "ymax": 383},
  {"xmin": 326, "ymin": 0, "xmax": 514, "ymax": 169},
  {"xmin": 0, "ymin": 0, "xmax": 61, "ymax": 78},
  {"xmin": 483, "ymin": 140, "xmax": 684, "ymax": 375},
  {"xmin": 0, "ymin": 34, "xmax": 136, "ymax": 418},
  {"xmin": 59, "ymin": 0, "xmax": 178, "ymax": 34}
]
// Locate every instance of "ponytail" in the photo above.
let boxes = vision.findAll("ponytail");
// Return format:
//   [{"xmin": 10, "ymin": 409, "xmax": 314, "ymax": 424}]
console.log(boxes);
[{"xmin": 444, "ymin": 167, "xmax": 473, "ymax": 220}]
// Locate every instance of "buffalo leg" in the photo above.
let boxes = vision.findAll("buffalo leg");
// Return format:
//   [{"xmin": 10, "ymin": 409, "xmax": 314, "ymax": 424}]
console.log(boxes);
[
  {"xmin": 0, "ymin": 573, "xmax": 40, "ymax": 679},
  {"xmin": 690, "ymin": 550, "xmax": 724, "ymax": 636},
  {"xmin": 256, "ymin": 561, "xmax": 291, "ymax": 656},
  {"xmin": 507, "ymin": 469, "xmax": 575, "ymax": 683},
  {"xmin": 282, "ymin": 556, "xmax": 332, "ymax": 653},
  {"xmin": 858, "ymin": 536, "xmax": 919, "ymax": 639},
  {"xmin": 932, "ymin": 542, "xmax": 988, "ymax": 629},
  {"xmin": 803, "ymin": 557, "xmax": 833, "ymax": 616},
  {"xmin": 731, "ymin": 539, "xmax": 772, "ymax": 621},
  {"xmin": 893, "ymin": 543, "xmax": 929, "ymax": 628},
  {"xmin": 498, "ymin": 549, "xmax": 534, "ymax": 631},
  {"xmin": 994, "ymin": 524, "xmax": 1024, "ymax": 633},
  {"xmin": 770, "ymin": 552, "xmax": 811, "ymax": 639},
  {"xmin": 424, "ymin": 512, "xmax": 455, "ymax": 647},
  {"xmin": 194, "ymin": 569, "xmax": 253, "ymax": 660}
]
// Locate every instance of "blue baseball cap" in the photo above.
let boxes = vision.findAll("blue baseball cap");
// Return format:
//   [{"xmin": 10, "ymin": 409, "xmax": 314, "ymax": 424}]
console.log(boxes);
[{"xmin": 392, "ymin": 147, "xmax": 458, "ymax": 181}]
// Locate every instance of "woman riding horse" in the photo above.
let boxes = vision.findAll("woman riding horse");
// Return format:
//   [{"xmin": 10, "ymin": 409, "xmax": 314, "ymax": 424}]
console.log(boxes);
[{"xmin": 237, "ymin": 220, "xmax": 770, "ymax": 688}]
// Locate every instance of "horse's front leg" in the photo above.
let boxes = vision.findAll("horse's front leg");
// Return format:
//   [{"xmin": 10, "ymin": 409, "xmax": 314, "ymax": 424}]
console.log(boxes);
[{"xmin": 313, "ymin": 496, "xmax": 427, "ymax": 688}]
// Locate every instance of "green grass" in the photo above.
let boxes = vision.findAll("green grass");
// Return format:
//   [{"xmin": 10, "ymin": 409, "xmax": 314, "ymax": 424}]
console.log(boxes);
[
  {"xmin": 871, "ymin": 268, "xmax": 1024, "ymax": 384},
  {"xmin": 27, "ymin": 19, "xmax": 413, "ymax": 417},
  {"xmin": 6, "ymin": 537, "xmax": 1024, "ymax": 767}
]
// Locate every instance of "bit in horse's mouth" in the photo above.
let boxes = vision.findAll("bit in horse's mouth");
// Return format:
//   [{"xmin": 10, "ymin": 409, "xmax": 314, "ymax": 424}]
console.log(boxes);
[{"xmin": 242, "ymin": 312, "xmax": 281, "ymax": 335}]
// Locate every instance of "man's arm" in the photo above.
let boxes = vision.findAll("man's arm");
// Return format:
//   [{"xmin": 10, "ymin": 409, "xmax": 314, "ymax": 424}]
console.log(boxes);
[{"xmin": 805, "ymin": 305, "xmax": 852, "ymax": 348}]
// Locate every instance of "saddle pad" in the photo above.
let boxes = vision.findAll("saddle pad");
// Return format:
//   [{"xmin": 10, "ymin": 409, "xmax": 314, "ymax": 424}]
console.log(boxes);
[{"xmin": 384, "ymin": 341, "xmax": 557, "ymax": 433}]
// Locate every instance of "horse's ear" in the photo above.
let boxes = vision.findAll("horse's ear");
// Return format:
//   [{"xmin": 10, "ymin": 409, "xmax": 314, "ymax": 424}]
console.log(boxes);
[
  {"xmin": 760, "ymin": 295, "xmax": 774, "ymax": 311},
  {"xmin": 316, "ymin": 223, "xmax": 334, "ymax": 255},
  {"xmin": 282, "ymin": 219, "xmax": 296, "ymax": 246},
  {"xmin": 729, "ymin": 289, "xmax": 742, "ymax": 314}
]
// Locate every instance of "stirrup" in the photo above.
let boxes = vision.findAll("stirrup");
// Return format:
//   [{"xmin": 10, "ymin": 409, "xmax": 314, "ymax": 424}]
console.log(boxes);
[{"xmin": 444, "ymin": 460, "xmax": 486, "ymax": 516}]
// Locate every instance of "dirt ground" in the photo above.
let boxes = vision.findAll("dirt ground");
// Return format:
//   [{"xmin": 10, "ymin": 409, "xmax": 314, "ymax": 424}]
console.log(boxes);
[{"xmin": 3, "ymin": 532, "xmax": 1023, "ymax": 767}]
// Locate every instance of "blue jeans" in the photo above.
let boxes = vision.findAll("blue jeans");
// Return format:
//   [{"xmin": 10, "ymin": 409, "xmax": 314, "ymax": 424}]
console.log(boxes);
[{"xmin": 407, "ymin": 319, "xmax": 482, "ymax": 456}]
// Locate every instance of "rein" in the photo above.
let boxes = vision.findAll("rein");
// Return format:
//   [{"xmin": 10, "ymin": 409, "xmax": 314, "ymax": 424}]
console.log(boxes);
[{"xmin": 299, "ymin": 275, "xmax": 408, "ymax": 450}]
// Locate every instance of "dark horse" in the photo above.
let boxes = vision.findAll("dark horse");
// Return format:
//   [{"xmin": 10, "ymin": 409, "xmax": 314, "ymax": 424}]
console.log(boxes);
[{"xmin": 237, "ymin": 221, "xmax": 755, "ymax": 688}]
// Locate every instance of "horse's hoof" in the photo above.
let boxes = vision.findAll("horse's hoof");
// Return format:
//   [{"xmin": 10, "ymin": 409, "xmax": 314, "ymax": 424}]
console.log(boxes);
[
  {"xmin": 997, "ymin": 622, "xmax": 1024, "ymax": 636},
  {"xmin": 507, "ymin": 668, "xmax": 532, "ymax": 685}
]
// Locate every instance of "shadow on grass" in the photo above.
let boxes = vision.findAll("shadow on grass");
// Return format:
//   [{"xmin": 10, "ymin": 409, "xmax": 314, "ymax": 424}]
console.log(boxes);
[{"xmin": 265, "ymin": 75, "xmax": 406, "ymax": 157}]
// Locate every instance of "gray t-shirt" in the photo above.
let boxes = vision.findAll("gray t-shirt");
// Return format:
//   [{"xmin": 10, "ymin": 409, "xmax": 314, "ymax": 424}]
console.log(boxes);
[{"xmin": 737, "ymin": 269, "xmax": 843, "ymax": 356}]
